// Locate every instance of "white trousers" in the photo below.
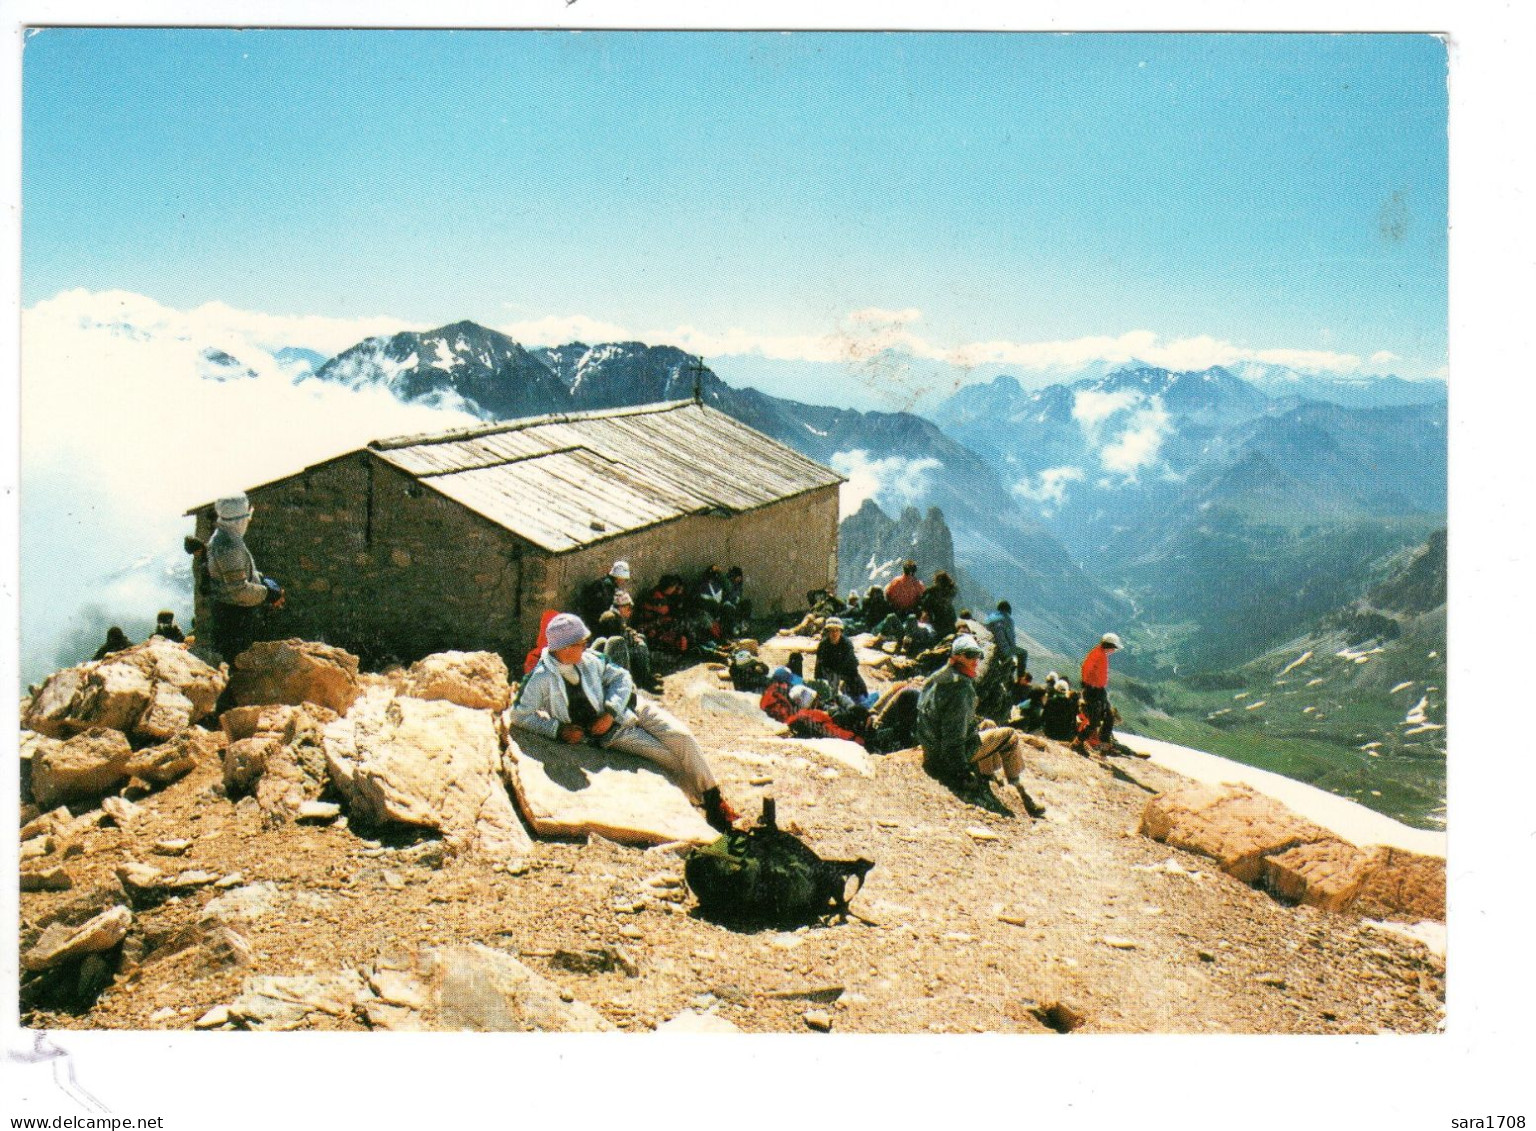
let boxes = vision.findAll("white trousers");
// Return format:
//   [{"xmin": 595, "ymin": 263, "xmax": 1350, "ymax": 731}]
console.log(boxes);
[{"xmin": 602, "ymin": 699, "xmax": 717, "ymax": 801}]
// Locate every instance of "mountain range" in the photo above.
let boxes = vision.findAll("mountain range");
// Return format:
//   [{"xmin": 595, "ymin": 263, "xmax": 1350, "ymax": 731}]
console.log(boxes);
[
  {"xmin": 293, "ymin": 322, "xmax": 1445, "ymax": 681},
  {"xmin": 930, "ymin": 366, "xmax": 1445, "ymax": 672},
  {"xmin": 305, "ymin": 322, "xmax": 1130, "ymax": 649}
]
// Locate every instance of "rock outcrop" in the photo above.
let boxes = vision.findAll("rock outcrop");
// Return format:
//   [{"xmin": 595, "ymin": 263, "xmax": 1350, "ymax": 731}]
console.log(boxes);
[
  {"xmin": 1139, "ymin": 783, "xmax": 1335, "ymax": 884},
  {"xmin": 219, "ymin": 704, "xmax": 337, "ymax": 819},
  {"xmin": 501, "ymin": 726, "xmax": 716, "ymax": 847},
  {"xmin": 22, "ymin": 640, "xmax": 225, "ymax": 742},
  {"xmin": 324, "ymin": 690, "xmax": 532, "ymax": 858},
  {"xmin": 400, "ymin": 650, "xmax": 512, "ymax": 712},
  {"xmin": 27, "ymin": 728, "xmax": 135, "ymax": 809},
  {"xmin": 1141, "ymin": 784, "xmax": 1445, "ymax": 921},
  {"xmin": 227, "ymin": 639, "xmax": 361, "ymax": 715}
]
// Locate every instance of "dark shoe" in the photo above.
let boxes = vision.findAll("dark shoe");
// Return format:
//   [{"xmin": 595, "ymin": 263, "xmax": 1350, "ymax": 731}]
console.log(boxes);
[
  {"xmin": 702, "ymin": 788, "xmax": 739, "ymax": 833},
  {"xmin": 1016, "ymin": 786, "xmax": 1046, "ymax": 820}
]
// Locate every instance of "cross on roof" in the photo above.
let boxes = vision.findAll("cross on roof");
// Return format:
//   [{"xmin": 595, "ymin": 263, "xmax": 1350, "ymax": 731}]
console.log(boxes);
[{"xmin": 687, "ymin": 354, "xmax": 708, "ymax": 404}]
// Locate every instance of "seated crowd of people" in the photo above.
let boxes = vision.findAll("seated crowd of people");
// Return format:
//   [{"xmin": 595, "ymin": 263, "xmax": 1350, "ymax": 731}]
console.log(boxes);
[{"xmin": 506, "ymin": 552, "xmax": 1131, "ymax": 833}]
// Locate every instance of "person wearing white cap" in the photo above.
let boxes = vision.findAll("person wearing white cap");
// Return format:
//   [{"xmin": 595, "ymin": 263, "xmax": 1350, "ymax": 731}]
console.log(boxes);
[
  {"xmin": 814, "ymin": 617, "xmax": 869, "ymax": 701},
  {"xmin": 205, "ymin": 492, "xmax": 283, "ymax": 663},
  {"xmin": 594, "ymin": 590, "xmax": 659, "ymax": 693},
  {"xmin": 914, "ymin": 634, "xmax": 1046, "ymax": 819},
  {"xmin": 580, "ymin": 560, "xmax": 633, "ymax": 628},
  {"xmin": 1078, "ymin": 632, "xmax": 1122, "ymax": 754},
  {"xmin": 509, "ymin": 612, "xmax": 738, "ymax": 832}
]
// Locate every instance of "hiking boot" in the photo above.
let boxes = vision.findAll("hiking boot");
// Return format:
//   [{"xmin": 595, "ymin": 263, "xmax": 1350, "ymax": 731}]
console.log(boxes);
[
  {"xmin": 1014, "ymin": 785, "xmax": 1047, "ymax": 820},
  {"xmin": 702, "ymin": 788, "xmax": 740, "ymax": 833}
]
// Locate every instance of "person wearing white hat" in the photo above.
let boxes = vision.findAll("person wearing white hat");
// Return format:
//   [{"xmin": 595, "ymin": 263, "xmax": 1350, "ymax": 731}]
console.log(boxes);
[
  {"xmin": 814, "ymin": 616, "xmax": 869, "ymax": 701},
  {"xmin": 914, "ymin": 634, "xmax": 1046, "ymax": 819},
  {"xmin": 509, "ymin": 612, "xmax": 738, "ymax": 832},
  {"xmin": 594, "ymin": 590, "xmax": 660, "ymax": 693},
  {"xmin": 1078, "ymin": 632, "xmax": 1122, "ymax": 754},
  {"xmin": 206, "ymin": 492, "xmax": 283, "ymax": 663},
  {"xmin": 580, "ymin": 560, "xmax": 634, "ymax": 628}
]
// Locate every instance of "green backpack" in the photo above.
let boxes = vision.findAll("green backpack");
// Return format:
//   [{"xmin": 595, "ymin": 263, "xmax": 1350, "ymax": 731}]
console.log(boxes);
[{"xmin": 685, "ymin": 799, "xmax": 874, "ymax": 928}]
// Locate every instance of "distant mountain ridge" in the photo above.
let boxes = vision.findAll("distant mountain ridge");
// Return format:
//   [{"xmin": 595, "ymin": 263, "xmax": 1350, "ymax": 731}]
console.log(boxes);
[{"xmin": 299, "ymin": 321, "xmax": 1132, "ymax": 652}]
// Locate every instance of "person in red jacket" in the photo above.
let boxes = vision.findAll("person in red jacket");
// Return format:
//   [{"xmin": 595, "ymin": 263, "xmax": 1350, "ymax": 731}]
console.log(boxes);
[
  {"xmin": 1077, "ymin": 632, "xmax": 1122, "ymax": 752},
  {"xmin": 884, "ymin": 559, "xmax": 926, "ymax": 616}
]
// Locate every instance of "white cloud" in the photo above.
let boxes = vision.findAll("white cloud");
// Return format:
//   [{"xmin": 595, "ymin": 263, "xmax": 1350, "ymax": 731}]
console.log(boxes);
[
  {"xmin": 1012, "ymin": 466, "xmax": 1085, "ymax": 510},
  {"xmin": 499, "ymin": 313, "xmax": 636, "ymax": 346},
  {"xmin": 31, "ymin": 288, "xmax": 424, "ymax": 358},
  {"xmin": 1369, "ymin": 350, "xmax": 1400, "ymax": 366},
  {"xmin": 19, "ymin": 289, "xmax": 478, "ymax": 684},
  {"xmin": 1072, "ymin": 389, "xmax": 1142, "ymax": 430},
  {"xmin": 848, "ymin": 306, "xmax": 923, "ymax": 326},
  {"xmin": 1100, "ymin": 403, "xmax": 1173, "ymax": 476},
  {"xmin": 828, "ymin": 450, "xmax": 941, "ymax": 519}
]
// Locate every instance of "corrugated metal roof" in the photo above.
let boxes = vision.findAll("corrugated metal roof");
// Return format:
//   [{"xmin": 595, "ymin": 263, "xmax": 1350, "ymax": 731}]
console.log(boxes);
[{"xmin": 367, "ymin": 401, "xmax": 843, "ymax": 553}]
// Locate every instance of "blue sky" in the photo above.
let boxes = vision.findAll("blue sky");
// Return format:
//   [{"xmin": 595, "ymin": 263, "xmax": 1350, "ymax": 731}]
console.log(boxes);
[{"xmin": 23, "ymin": 29, "xmax": 1447, "ymax": 389}]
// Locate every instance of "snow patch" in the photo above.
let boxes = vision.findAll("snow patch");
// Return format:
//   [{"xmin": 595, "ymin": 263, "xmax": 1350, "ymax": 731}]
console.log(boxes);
[{"xmin": 1279, "ymin": 650, "xmax": 1313, "ymax": 676}]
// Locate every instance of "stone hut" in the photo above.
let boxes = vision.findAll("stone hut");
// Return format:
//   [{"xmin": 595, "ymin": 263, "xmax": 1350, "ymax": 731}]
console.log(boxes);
[{"xmin": 189, "ymin": 400, "xmax": 844, "ymax": 665}]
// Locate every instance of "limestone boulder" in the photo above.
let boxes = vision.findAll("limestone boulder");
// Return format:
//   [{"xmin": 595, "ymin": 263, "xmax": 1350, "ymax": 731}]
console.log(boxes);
[
  {"xmin": 22, "ymin": 640, "xmax": 224, "ymax": 741},
  {"xmin": 217, "ymin": 703, "xmax": 338, "ymax": 815},
  {"xmin": 22, "ymin": 905, "xmax": 132, "ymax": 972},
  {"xmin": 420, "ymin": 945, "xmax": 614, "ymax": 1032},
  {"xmin": 786, "ymin": 737, "xmax": 875, "ymax": 778},
  {"xmin": 502, "ymin": 726, "xmax": 716, "ymax": 847},
  {"xmin": 323, "ymin": 691, "xmax": 531, "ymax": 858},
  {"xmin": 1139, "ymin": 784, "xmax": 1334, "ymax": 883},
  {"xmin": 227, "ymin": 639, "xmax": 361, "ymax": 715},
  {"xmin": 1261, "ymin": 839, "xmax": 1380, "ymax": 911},
  {"xmin": 400, "ymin": 651, "xmax": 512, "ymax": 712},
  {"xmin": 1353, "ymin": 847, "xmax": 1446, "ymax": 922},
  {"xmin": 125, "ymin": 726, "xmax": 221, "ymax": 787},
  {"xmin": 227, "ymin": 970, "xmax": 369, "ymax": 1031},
  {"xmin": 28, "ymin": 727, "xmax": 134, "ymax": 809}
]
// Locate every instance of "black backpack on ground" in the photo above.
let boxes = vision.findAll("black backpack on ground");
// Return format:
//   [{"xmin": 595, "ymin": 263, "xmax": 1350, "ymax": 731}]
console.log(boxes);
[
  {"xmin": 728, "ymin": 650, "xmax": 771, "ymax": 693},
  {"xmin": 684, "ymin": 798, "xmax": 874, "ymax": 929}
]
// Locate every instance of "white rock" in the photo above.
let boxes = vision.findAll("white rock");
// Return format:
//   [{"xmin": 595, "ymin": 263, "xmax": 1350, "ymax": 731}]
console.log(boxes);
[
  {"xmin": 655, "ymin": 1009, "xmax": 742, "ymax": 1033},
  {"xmin": 501, "ymin": 726, "xmax": 715, "ymax": 847},
  {"xmin": 324, "ymin": 692, "xmax": 532, "ymax": 858},
  {"xmin": 400, "ymin": 651, "xmax": 512, "ymax": 712},
  {"xmin": 194, "ymin": 1005, "xmax": 231, "ymax": 1029},
  {"xmin": 23, "ymin": 905, "xmax": 133, "ymax": 971}
]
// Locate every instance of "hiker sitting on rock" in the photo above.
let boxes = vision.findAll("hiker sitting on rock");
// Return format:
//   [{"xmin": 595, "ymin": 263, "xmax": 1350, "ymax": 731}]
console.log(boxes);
[
  {"xmin": 580, "ymin": 559, "xmax": 631, "ymax": 628},
  {"xmin": 148, "ymin": 609, "xmax": 185, "ymax": 643},
  {"xmin": 206, "ymin": 492, "xmax": 283, "ymax": 664},
  {"xmin": 92, "ymin": 625, "xmax": 132, "ymax": 661},
  {"xmin": 915, "ymin": 634, "xmax": 1046, "ymax": 819},
  {"xmin": 884, "ymin": 559, "xmax": 925, "ymax": 617},
  {"xmin": 920, "ymin": 570, "xmax": 960, "ymax": 639},
  {"xmin": 595, "ymin": 591, "xmax": 661, "ymax": 694},
  {"xmin": 1008, "ymin": 669, "xmax": 1046, "ymax": 733},
  {"xmin": 722, "ymin": 565, "xmax": 752, "ymax": 636},
  {"xmin": 901, "ymin": 609, "xmax": 938, "ymax": 658},
  {"xmin": 813, "ymin": 617, "xmax": 871, "ymax": 703},
  {"xmin": 1040, "ymin": 677, "xmax": 1081, "ymax": 743},
  {"xmin": 510, "ymin": 613, "xmax": 739, "ymax": 832},
  {"xmin": 637, "ymin": 574, "xmax": 691, "ymax": 655},
  {"xmin": 857, "ymin": 585, "xmax": 892, "ymax": 636}
]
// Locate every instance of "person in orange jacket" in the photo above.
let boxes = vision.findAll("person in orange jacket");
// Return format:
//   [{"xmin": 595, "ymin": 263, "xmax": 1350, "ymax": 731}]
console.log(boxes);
[{"xmin": 1077, "ymin": 632, "xmax": 1122, "ymax": 752}]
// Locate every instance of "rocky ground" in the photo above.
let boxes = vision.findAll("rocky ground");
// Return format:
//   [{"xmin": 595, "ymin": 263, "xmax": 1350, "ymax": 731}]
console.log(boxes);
[{"xmin": 15, "ymin": 637, "xmax": 1445, "ymax": 1035}]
